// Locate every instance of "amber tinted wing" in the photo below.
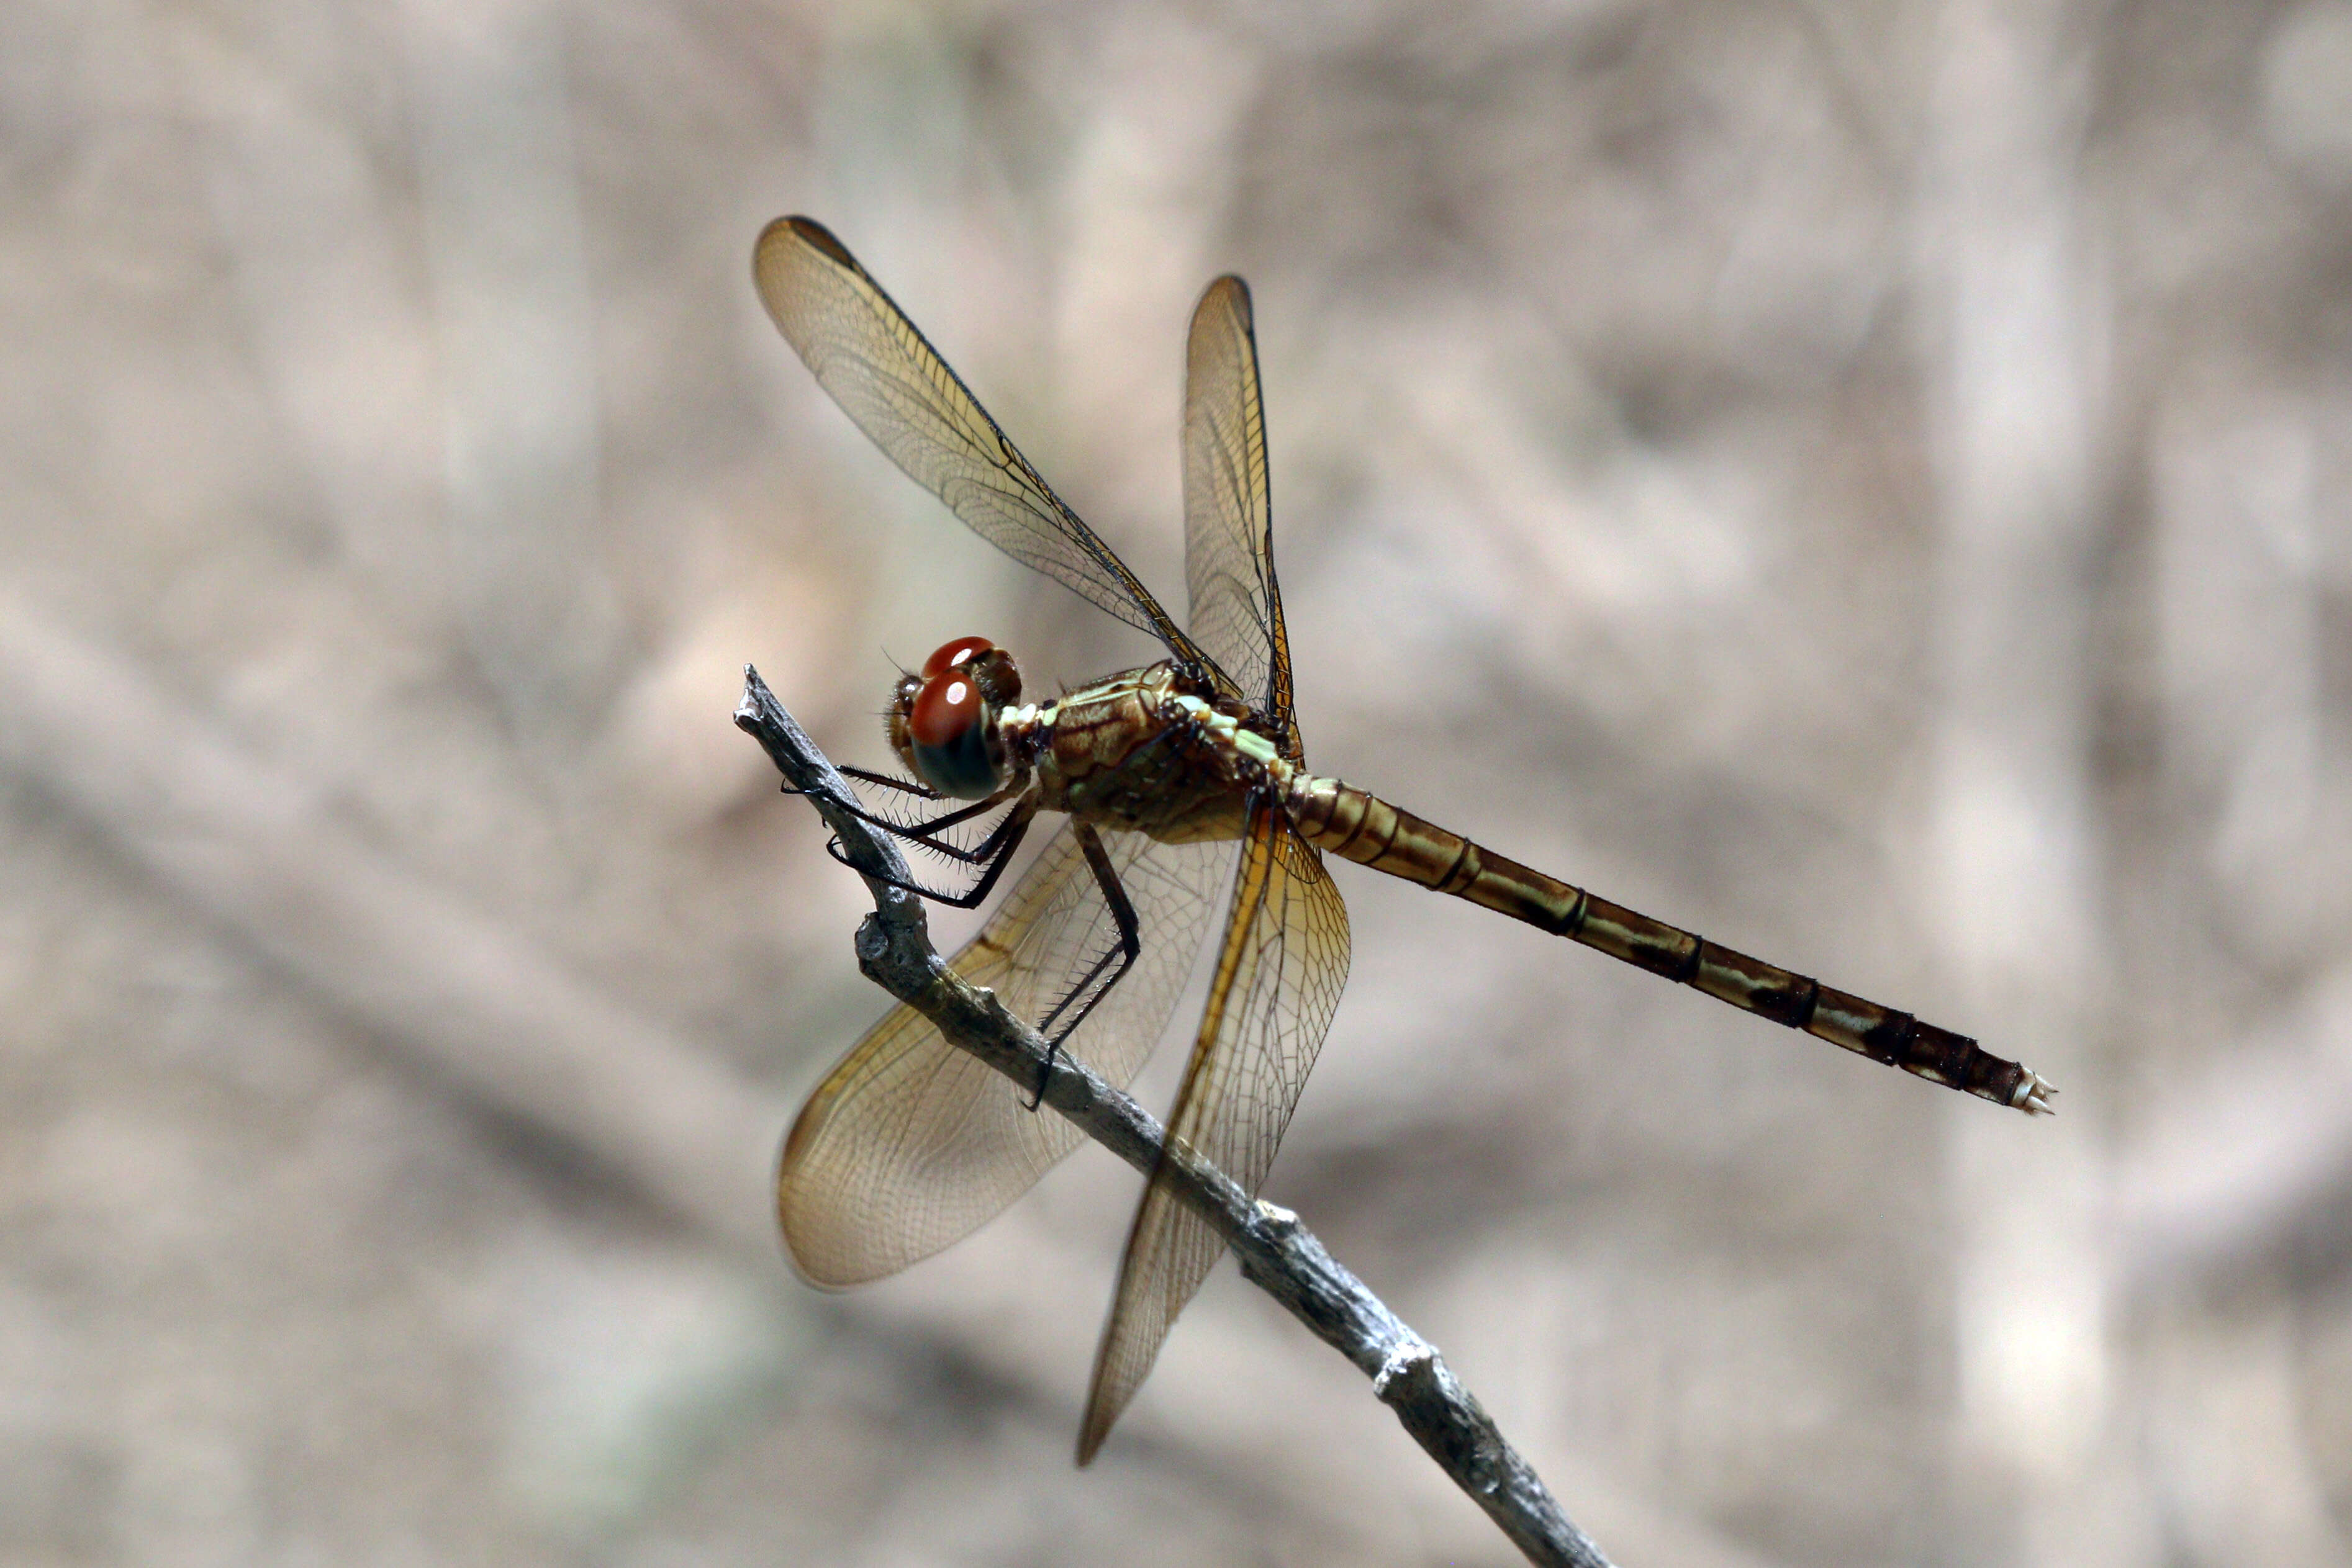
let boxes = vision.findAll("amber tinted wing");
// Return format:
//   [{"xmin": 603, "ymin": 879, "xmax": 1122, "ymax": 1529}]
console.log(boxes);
[
  {"xmin": 1075, "ymin": 805, "xmax": 1351, "ymax": 1461},
  {"xmin": 779, "ymin": 822, "xmax": 1231, "ymax": 1286},
  {"xmin": 1181, "ymin": 276, "xmax": 1300, "ymax": 752},
  {"xmin": 755, "ymin": 217, "xmax": 1230, "ymax": 687}
]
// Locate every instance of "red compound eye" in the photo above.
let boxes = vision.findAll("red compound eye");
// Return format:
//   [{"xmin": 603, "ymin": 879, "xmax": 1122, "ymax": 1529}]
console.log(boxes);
[
  {"xmin": 908, "ymin": 670, "xmax": 983, "ymax": 749},
  {"xmin": 904, "ymin": 636, "xmax": 1007, "ymax": 799},
  {"xmin": 921, "ymin": 636, "xmax": 994, "ymax": 679},
  {"xmin": 907, "ymin": 665, "xmax": 998, "ymax": 799}
]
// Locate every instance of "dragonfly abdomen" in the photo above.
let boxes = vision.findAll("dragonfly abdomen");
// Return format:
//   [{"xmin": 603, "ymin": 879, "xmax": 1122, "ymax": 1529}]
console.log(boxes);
[{"xmin": 1286, "ymin": 775, "xmax": 2051, "ymax": 1113}]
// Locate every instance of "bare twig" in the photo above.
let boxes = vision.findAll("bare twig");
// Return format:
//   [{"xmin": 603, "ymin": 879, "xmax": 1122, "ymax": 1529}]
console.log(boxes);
[{"xmin": 736, "ymin": 665, "xmax": 1616, "ymax": 1568}]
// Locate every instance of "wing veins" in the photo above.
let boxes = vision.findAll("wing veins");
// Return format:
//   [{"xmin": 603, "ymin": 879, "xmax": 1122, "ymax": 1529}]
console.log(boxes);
[
  {"xmin": 777, "ymin": 822, "xmax": 1231, "ymax": 1288},
  {"xmin": 1077, "ymin": 806, "xmax": 1350, "ymax": 1461},
  {"xmin": 1181, "ymin": 274, "xmax": 1295, "ymax": 737},
  {"xmin": 756, "ymin": 216, "xmax": 1243, "ymax": 696}
]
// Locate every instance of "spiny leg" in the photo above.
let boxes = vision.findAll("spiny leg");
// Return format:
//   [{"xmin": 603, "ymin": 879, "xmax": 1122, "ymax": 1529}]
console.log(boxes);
[
  {"xmin": 833, "ymin": 790, "xmax": 1011, "ymax": 865},
  {"xmin": 837, "ymin": 764, "xmax": 938, "ymax": 798},
  {"xmin": 789, "ymin": 761, "xmax": 1016, "ymax": 867},
  {"xmin": 795, "ymin": 766, "xmax": 1023, "ymax": 869},
  {"xmin": 830, "ymin": 798, "xmax": 1036, "ymax": 908},
  {"xmin": 1024, "ymin": 822, "xmax": 1142, "ymax": 1110},
  {"xmin": 781, "ymin": 762, "xmax": 939, "ymax": 800}
]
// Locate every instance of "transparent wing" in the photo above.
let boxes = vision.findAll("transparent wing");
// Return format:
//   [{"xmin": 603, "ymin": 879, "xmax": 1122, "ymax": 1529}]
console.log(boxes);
[
  {"xmin": 779, "ymin": 821, "xmax": 1231, "ymax": 1286},
  {"xmin": 1182, "ymin": 276, "xmax": 1300, "ymax": 750},
  {"xmin": 1077, "ymin": 806, "xmax": 1351, "ymax": 1461},
  {"xmin": 756, "ymin": 216, "xmax": 1229, "ymax": 687}
]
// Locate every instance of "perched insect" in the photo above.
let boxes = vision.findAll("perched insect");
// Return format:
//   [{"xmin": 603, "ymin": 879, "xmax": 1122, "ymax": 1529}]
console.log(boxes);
[{"xmin": 754, "ymin": 216, "xmax": 2055, "ymax": 1462}]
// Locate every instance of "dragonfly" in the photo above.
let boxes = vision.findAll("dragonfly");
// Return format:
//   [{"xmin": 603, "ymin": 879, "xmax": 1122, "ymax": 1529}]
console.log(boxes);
[{"xmin": 753, "ymin": 215, "xmax": 2056, "ymax": 1464}]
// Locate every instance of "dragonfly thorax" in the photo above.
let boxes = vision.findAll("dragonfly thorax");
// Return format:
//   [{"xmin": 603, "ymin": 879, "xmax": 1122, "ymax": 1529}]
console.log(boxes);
[{"xmin": 890, "ymin": 636, "xmax": 1024, "ymax": 800}]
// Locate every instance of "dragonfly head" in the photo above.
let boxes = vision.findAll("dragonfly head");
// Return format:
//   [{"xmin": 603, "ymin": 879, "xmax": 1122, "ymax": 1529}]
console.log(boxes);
[{"xmin": 889, "ymin": 636, "xmax": 1023, "ymax": 800}]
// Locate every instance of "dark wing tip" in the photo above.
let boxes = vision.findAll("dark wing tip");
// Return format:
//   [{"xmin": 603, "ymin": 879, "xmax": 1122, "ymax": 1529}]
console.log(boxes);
[{"xmin": 758, "ymin": 214, "xmax": 862, "ymax": 274}]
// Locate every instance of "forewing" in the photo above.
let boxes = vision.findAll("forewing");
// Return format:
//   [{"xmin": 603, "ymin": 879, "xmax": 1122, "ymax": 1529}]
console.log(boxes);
[
  {"xmin": 779, "ymin": 821, "xmax": 1231, "ymax": 1286},
  {"xmin": 1076, "ymin": 807, "xmax": 1351, "ymax": 1461},
  {"xmin": 1182, "ymin": 276, "xmax": 1301, "ymax": 750},
  {"xmin": 756, "ymin": 216, "xmax": 1218, "ymax": 677}
]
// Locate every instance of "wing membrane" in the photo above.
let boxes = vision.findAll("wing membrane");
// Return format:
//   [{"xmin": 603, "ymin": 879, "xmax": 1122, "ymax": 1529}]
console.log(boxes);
[
  {"xmin": 779, "ymin": 822, "xmax": 1230, "ymax": 1286},
  {"xmin": 1077, "ymin": 805, "xmax": 1351, "ymax": 1461},
  {"xmin": 1182, "ymin": 276, "xmax": 1300, "ymax": 750},
  {"xmin": 756, "ymin": 216, "xmax": 1228, "ymax": 685}
]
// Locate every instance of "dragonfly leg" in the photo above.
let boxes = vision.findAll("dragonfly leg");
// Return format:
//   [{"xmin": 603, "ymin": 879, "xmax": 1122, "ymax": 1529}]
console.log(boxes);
[
  {"xmin": 836, "ymin": 791, "xmax": 1012, "ymax": 863},
  {"xmin": 1024, "ymin": 823, "xmax": 1142, "ymax": 1111},
  {"xmin": 839, "ymin": 764, "xmax": 940, "ymax": 798},
  {"xmin": 782, "ymin": 763, "xmax": 942, "ymax": 801},
  {"xmin": 827, "ymin": 799, "xmax": 1036, "ymax": 908}
]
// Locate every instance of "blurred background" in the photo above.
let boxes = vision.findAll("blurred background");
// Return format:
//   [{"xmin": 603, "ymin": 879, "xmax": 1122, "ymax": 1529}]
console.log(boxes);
[{"xmin": 3, "ymin": 0, "xmax": 2350, "ymax": 1563}]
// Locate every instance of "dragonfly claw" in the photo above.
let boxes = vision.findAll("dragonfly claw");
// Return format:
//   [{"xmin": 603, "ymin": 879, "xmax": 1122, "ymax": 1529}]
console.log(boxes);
[{"xmin": 1022, "ymin": 1040, "xmax": 1061, "ymax": 1112}]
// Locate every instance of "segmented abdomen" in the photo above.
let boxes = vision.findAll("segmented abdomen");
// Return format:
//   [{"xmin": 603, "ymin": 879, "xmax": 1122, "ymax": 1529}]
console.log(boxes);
[{"xmin": 1284, "ymin": 775, "xmax": 2048, "ymax": 1112}]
